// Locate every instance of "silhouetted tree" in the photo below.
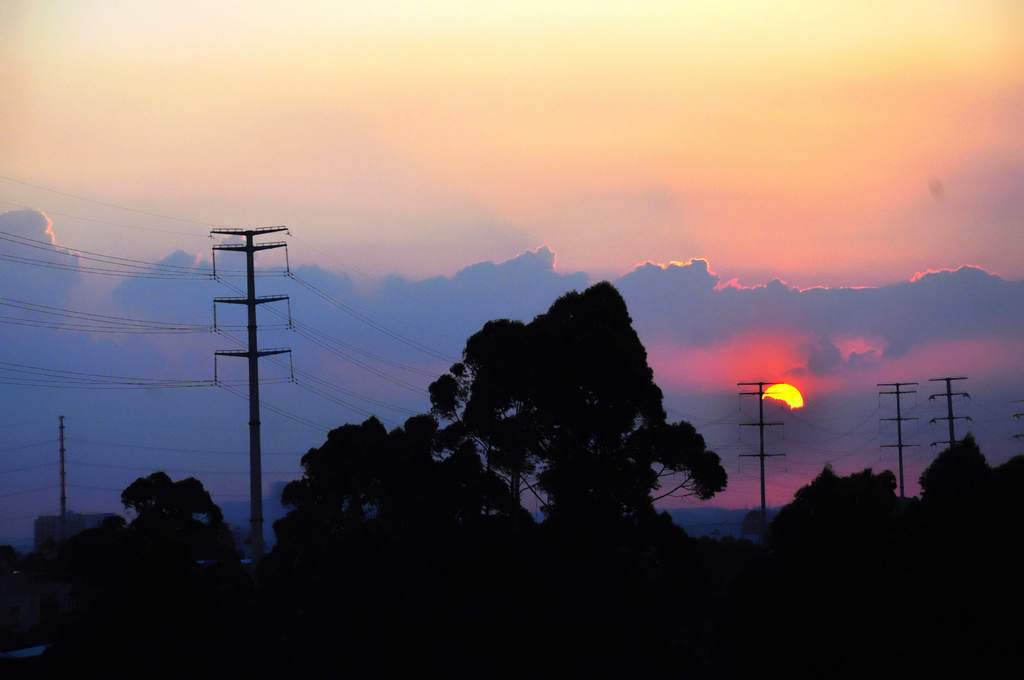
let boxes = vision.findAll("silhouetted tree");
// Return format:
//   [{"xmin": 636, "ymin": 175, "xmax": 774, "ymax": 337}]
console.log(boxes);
[
  {"xmin": 260, "ymin": 283, "xmax": 729, "ymax": 676},
  {"xmin": 431, "ymin": 282, "xmax": 726, "ymax": 530},
  {"xmin": 45, "ymin": 474, "xmax": 257, "ymax": 678},
  {"xmin": 275, "ymin": 415, "xmax": 514, "ymax": 550},
  {"xmin": 991, "ymin": 454, "xmax": 1024, "ymax": 528},
  {"xmin": 769, "ymin": 465, "xmax": 898, "ymax": 559},
  {"xmin": 722, "ymin": 466, "xmax": 904, "ymax": 679},
  {"xmin": 919, "ymin": 433, "xmax": 991, "ymax": 507},
  {"xmin": 121, "ymin": 471, "xmax": 234, "ymax": 561}
]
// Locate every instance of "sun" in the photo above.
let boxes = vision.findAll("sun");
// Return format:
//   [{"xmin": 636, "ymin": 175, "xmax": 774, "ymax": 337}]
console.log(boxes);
[{"xmin": 763, "ymin": 383, "xmax": 805, "ymax": 410}]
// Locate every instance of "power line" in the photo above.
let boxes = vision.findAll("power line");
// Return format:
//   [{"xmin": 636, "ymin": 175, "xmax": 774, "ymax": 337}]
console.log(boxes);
[
  {"xmin": 291, "ymin": 326, "xmax": 425, "ymax": 393},
  {"xmin": 0, "ymin": 196, "xmax": 211, "ymax": 239},
  {"xmin": 0, "ymin": 229, "xmax": 217, "ymax": 275},
  {"xmin": 0, "ymin": 251, "xmax": 212, "ymax": 280},
  {"xmin": 0, "ymin": 461, "xmax": 57, "ymax": 475},
  {"xmin": 784, "ymin": 406, "xmax": 880, "ymax": 438},
  {"xmin": 66, "ymin": 482, "xmax": 252, "ymax": 500},
  {"xmin": 291, "ymin": 317, "xmax": 438, "ymax": 378},
  {"xmin": 0, "ymin": 485, "xmax": 57, "ymax": 501},
  {"xmin": 0, "ymin": 297, "xmax": 207, "ymax": 326},
  {"xmin": 0, "ymin": 296, "xmax": 210, "ymax": 334},
  {"xmin": 289, "ymin": 272, "xmax": 456, "ymax": 363},
  {"xmin": 0, "ymin": 359, "xmax": 213, "ymax": 389},
  {"xmin": 6, "ymin": 193, "xmax": 455, "ymax": 386},
  {"xmin": 67, "ymin": 437, "xmax": 303, "ymax": 458},
  {"xmin": 0, "ymin": 174, "xmax": 222, "ymax": 228},
  {"xmin": 286, "ymin": 230, "xmax": 463, "ymax": 347},
  {"xmin": 69, "ymin": 460, "xmax": 297, "ymax": 476},
  {"xmin": 218, "ymin": 382, "xmax": 328, "ymax": 433},
  {"xmin": 0, "ymin": 380, "xmax": 212, "ymax": 391},
  {"xmin": 2, "ymin": 181, "xmax": 457, "ymax": 364},
  {"xmin": 217, "ymin": 276, "xmax": 432, "ymax": 393},
  {"xmin": 214, "ymin": 326, "xmax": 418, "ymax": 423},
  {"xmin": 665, "ymin": 405, "xmax": 742, "ymax": 428},
  {"xmin": 784, "ymin": 429, "xmax": 883, "ymax": 468},
  {"xmin": 0, "ymin": 439, "xmax": 56, "ymax": 453},
  {"xmin": 0, "ymin": 316, "xmax": 204, "ymax": 335},
  {"xmin": 289, "ymin": 380, "xmax": 392, "ymax": 426}
]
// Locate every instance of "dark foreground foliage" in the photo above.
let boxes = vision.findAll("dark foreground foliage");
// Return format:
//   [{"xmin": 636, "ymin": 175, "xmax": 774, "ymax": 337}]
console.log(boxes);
[
  {"xmin": 722, "ymin": 434, "xmax": 1024, "ymax": 679},
  {"xmin": 3, "ymin": 285, "xmax": 1022, "ymax": 678}
]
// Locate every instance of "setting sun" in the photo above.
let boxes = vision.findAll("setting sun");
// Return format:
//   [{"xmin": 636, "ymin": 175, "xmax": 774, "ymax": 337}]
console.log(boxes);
[{"xmin": 763, "ymin": 383, "xmax": 805, "ymax": 410}]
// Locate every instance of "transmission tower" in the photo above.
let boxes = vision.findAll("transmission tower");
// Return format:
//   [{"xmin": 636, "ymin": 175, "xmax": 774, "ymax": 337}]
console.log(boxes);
[
  {"xmin": 211, "ymin": 227, "xmax": 292, "ymax": 561},
  {"xmin": 878, "ymin": 382, "xmax": 918, "ymax": 498},
  {"xmin": 928, "ymin": 376, "xmax": 971, "ymax": 449},
  {"xmin": 738, "ymin": 381, "xmax": 785, "ymax": 535}
]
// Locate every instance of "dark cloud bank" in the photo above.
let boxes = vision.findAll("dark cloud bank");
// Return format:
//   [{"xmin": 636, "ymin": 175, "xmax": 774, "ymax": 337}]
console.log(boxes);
[{"xmin": 113, "ymin": 245, "xmax": 1024, "ymax": 380}]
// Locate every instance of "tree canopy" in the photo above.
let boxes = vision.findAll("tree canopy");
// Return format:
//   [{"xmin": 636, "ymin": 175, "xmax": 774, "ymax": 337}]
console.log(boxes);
[
  {"xmin": 429, "ymin": 282, "xmax": 726, "ymax": 529},
  {"xmin": 120, "ymin": 471, "xmax": 233, "ymax": 561},
  {"xmin": 275, "ymin": 414, "xmax": 515, "ymax": 550}
]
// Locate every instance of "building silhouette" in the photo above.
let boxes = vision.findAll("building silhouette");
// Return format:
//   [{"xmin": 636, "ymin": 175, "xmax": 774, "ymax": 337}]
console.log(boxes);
[{"xmin": 33, "ymin": 512, "xmax": 119, "ymax": 551}]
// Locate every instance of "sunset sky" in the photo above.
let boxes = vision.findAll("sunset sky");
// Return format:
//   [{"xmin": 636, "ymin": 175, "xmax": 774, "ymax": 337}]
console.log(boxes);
[
  {"xmin": 1, "ymin": 2, "xmax": 1023, "ymax": 540},
  {"xmin": 3, "ymin": 1, "xmax": 1022, "ymax": 283}
]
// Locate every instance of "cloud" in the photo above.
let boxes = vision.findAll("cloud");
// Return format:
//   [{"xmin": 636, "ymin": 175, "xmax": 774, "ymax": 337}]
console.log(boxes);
[
  {"xmin": 805, "ymin": 337, "xmax": 843, "ymax": 375},
  {"xmin": 107, "ymin": 236, "xmax": 1024, "ymax": 385},
  {"xmin": 3, "ymin": 212, "xmax": 1024, "ymax": 529},
  {"xmin": 616, "ymin": 257, "xmax": 1024, "ymax": 377},
  {"xmin": 0, "ymin": 209, "xmax": 81, "ymax": 304},
  {"xmin": 112, "ymin": 250, "xmax": 219, "ymax": 318},
  {"xmin": 110, "ymin": 243, "xmax": 590, "ymax": 389},
  {"xmin": 8, "ymin": 207, "xmax": 1022, "ymax": 389}
]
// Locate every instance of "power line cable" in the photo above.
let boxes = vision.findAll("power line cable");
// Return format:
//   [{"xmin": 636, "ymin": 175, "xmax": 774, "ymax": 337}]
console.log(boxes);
[
  {"xmin": 0, "ymin": 175, "xmax": 223, "ymax": 228},
  {"xmin": 0, "ymin": 439, "xmax": 57, "ymax": 453},
  {"xmin": 68, "ymin": 437, "xmax": 303, "ymax": 458},
  {"xmin": 0, "ymin": 196, "xmax": 211, "ymax": 239},
  {"xmin": 218, "ymin": 382, "xmax": 329, "ymax": 434},
  {"xmin": 289, "ymin": 272, "xmax": 456, "ymax": 363},
  {"xmin": 0, "ymin": 230, "xmax": 217, "ymax": 274}
]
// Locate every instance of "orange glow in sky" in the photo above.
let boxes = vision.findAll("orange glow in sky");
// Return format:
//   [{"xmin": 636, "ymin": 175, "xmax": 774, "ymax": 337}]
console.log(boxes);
[
  {"xmin": 1, "ymin": 1, "xmax": 1022, "ymax": 283},
  {"xmin": 763, "ymin": 383, "xmax": 805, "ymax": 410}
]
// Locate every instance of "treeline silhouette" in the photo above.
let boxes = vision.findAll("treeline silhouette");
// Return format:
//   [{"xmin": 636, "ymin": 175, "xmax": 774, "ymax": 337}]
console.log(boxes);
[{"xmin": 3, "ymin": 283, "xmax": 1023, "ymax": 678}]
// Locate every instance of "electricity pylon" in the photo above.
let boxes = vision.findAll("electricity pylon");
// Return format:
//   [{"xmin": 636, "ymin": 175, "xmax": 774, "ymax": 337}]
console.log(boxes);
[
  {"xmin": 211, "ymin": 227, "xmax": 291, "ymax": 561},
  {"xmin": 928, "ymin": 376, "xmax": 970, "ymax": 449},
  {"xmin": 878, "ymin": 382, "xmax": 918, "ymax": 498}
]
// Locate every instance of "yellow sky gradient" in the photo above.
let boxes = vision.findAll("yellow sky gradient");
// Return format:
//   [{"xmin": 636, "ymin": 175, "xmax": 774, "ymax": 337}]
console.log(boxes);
[{"xmin": 3, "ymin": 1, "xmax": 1021, "ymax": 283}]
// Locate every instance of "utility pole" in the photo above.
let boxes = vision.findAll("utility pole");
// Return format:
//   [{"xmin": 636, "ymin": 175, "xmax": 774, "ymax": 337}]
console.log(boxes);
[
  {"xmin": 878, "ymin": 382, "xmax": 918, "ymax": 499},
  {"xmin": 58, "ymin": 415, "xmax": 66, "ymax": 542},
  {"xmin": 211, "ymin": 227, "xmax": 291, "ymax": 562},
  {"xmin": 928, "ymin": 377, "xmax": 970, "ymax": 449},
  {"xmin": 738, "ymin": 381, "xmax": 785, "ymax": 536}
]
